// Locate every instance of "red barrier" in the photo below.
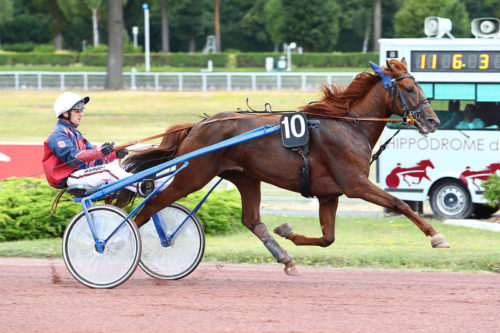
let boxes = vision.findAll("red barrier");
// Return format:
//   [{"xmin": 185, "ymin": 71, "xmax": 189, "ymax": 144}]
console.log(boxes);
[{"xmin": 0, "ymin": 143, "xmax": 44, "ymax": 180}]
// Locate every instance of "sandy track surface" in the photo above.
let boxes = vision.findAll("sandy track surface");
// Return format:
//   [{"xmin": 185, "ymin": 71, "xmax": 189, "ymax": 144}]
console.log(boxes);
[{"xmin": 0, "ymin": 258, "xmax": 499, "ymax": 333}]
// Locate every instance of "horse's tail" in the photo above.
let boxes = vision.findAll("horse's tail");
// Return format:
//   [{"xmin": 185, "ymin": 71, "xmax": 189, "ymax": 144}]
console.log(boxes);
[
  {"xmin": 123, "ymin": 122, "xmax": 193, "ymax": 173},
  {"xmin": 113, "ymin": 122, "xmax": 193, "ymax": 208}
]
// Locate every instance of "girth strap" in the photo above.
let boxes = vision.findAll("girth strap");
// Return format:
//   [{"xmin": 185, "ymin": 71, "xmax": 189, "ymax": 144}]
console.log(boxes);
[
  {"xmin": 290, "ymin": 119, "xmax": 319, "ymax": 198},
  {"xmin": 298, "ymin": 143, "xmax": 313, "ymax": 198}
]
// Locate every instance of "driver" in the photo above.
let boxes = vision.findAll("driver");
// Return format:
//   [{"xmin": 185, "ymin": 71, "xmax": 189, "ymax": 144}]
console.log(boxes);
[{"xmin": 42, "ymin": 91, "xmax": 157, "ymax": 196}]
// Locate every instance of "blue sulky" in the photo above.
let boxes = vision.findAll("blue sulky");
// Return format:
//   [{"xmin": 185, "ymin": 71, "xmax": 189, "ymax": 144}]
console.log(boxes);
[{"xmin": 74, "ymin": 124, "xmax": 280, "ymax": 254}]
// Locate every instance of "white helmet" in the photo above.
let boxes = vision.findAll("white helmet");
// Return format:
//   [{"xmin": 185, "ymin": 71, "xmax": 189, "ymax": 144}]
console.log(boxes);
[{"xmin": 53, "ymin": 92, "xmax": 90, "ymax": 118}]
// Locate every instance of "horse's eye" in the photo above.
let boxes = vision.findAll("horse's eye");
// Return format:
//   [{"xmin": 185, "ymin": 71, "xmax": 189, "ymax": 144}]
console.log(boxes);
[{"xmin": 405, "ymin": 86, "xmax": 415, "ymax": 93}]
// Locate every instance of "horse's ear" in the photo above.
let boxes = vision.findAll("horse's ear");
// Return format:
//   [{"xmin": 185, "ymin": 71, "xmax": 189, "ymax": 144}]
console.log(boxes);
[{"xmin": 401, "ymin": 57, "xmax": 408, "ymax": 66}]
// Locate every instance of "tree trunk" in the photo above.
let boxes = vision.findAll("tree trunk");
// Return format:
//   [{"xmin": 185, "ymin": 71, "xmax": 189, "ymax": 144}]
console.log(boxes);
[
  {"xmin": 373, "ymin": 0, "xmax": 381, "ymax": 52},
  {"xmin": 92, "ymin": 8, "xmax": 99, "ymax": 46},
  {"xmin": 161, "ymin": 0, "xmax": 170, "ymax": 53},
  {"xmin": 214, "ymin": 0, "xmax": 221, "ymax": 52},
  {"xmin": 106, "ymin": 0, "xmax": 124, "ymax": 90},
  {"xmin": 189, "ymin": 35, "xmax": 196, "ymax": 53},
  {"xmin": 54, "ymin": 33, "xmax": 63, "ymax": 51},
  {"xmin": 362, "ymin": 10, "xmax": 370, "ymax": 53}
]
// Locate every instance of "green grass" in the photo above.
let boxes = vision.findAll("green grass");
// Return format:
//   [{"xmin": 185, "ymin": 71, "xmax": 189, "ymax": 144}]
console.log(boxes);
[
  {"xmin": 0, "ymin": 90, "xmax": 319, "ymax": 142},
  {"xmin": 1, "ymin": 215, "xmax": 498, "ymax": 273}
]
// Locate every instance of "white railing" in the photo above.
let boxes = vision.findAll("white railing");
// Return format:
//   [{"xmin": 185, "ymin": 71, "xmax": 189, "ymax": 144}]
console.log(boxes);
[{"xmin": 0, "ymin": 71, "xmax": 357, "ymax": 92}]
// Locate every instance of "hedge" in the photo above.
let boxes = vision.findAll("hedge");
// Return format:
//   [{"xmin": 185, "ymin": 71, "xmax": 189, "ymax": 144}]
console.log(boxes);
[
  {"xmin": 235, "ymin": 52, "xmax": 379, "ymax": 68},
  {"xmin": 483, "ymin": 173, "xmax": 500, "ymax": 207},
  {"xmin": 0, "ymin": 52, "xmax": 78, "ymax": 65},
  {"xmin": 79, "ymin": 52, "xmax": 229, "ymax": 67},
  {"xmin": 0, "ymin": 50, "xmax": 378, "ymax": 68},
  {"xmin": 0, "ymin": 178, "xmax": 243, "ymax": 242}
]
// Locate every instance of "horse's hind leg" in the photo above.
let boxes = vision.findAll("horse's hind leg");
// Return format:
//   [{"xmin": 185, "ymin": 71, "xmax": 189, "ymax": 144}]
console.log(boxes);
[
  {"xmin": 274, "ymin": 196, "xmax": 339, "ymax": 246},
  {"xmin": 223, "ymin": 173, "xmax": 298, "ymax": 276}
]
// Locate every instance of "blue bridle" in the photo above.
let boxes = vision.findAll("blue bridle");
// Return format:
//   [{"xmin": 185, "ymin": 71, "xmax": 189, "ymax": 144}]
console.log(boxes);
[{"xmin": 369, "ymin": 61, "xmax": 431, "ymax": 125}]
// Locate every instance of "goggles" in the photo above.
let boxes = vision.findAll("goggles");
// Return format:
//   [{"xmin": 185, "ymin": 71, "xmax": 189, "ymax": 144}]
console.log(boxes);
[{"xmin": 71, "ymin": 100, "xmax": 85, "ymax": 111}]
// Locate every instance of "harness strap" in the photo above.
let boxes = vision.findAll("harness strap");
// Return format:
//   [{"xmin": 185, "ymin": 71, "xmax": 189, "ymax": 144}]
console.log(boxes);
[
  {"xmin": 345, "ymin": 109, "xmax": 372, "ymax": 151},
  {"xmin": 298, "ymin": 143, "xmax": 313, "ymax": 198},
  {"xmin": 370, "ymin": 122, "xmax": 406, "ymax": 165}
]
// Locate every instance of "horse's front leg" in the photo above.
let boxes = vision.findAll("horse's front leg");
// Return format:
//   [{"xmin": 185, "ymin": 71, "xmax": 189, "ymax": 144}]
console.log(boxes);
[
  {"xmin": 274, "ymin": 196, "xmax": 338, "ymax": 246},
  {"xmin": 223, "ymin": 173, "xmax": 298, "ymax": 276},
  {"xmin": 345, "ymin": 178, "xmax": 449, "ymax": 248}
]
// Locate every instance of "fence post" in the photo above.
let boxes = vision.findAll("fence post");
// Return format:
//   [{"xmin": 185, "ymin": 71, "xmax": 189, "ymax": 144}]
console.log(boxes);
[
  {"xmin": 226, "ymin": 74, "xmax": 231, "ymax": 91},
  {"xmin": 60, "ymin": 73, "xmax": 65, "ymax": 90},
  {"xmin": 277, "ymin": 74, "xmax": 281, "ymax": 91},
  {"xmin": 37, "ymin": 73, "xmax": 42, "ymax": 90},
  {"xmin": 327, "ymin": 75, "xmax": 332, "ymax": 85},
  {"xmin": 178, "ymin": 74, "xmax": 183, "ymax": 92},
  {"xmin": 251, "ymin": 75, "xmax": 256, "ymax": 91},
  {"xmin": 14, "ymin": 73, "xmax": 19, "ymax": 90},
  {"xmin": 154, "ymin": 74, "xmax": 159, "ymax": 91},
  {"xmin": 301, "ymin": 75, "xmax": 306, "ymax": 92},
  {"xmin": 202, "ymin": 74, "xmax": 207, "ymax": 92},
  {"xmin": 83, "ymin": 73, "xmax": 88, "ymax": 91}
]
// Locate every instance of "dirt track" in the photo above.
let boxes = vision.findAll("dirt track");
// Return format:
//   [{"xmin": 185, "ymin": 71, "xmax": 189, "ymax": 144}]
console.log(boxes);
[{"xmin": 0, "ymin": 258, "xmax": 499, "ymax": 333}]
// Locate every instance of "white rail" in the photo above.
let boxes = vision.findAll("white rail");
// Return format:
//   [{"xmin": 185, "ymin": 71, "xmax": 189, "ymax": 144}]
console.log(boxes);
[{"xmin": 0, "ymin": 71, "xmax": 357, "ymax": 91}]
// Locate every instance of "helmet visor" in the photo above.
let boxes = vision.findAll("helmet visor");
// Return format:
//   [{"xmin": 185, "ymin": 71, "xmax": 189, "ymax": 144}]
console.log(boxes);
[{"xmin": 71, "ymin": 100, "xmax": 85, "ymax": 111}]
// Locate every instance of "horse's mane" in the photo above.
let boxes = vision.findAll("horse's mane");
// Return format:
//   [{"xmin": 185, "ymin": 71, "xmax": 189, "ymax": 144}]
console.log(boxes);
[{"xmin": 300, "ymin": 59, "xmax": 409, "ymax": 115}]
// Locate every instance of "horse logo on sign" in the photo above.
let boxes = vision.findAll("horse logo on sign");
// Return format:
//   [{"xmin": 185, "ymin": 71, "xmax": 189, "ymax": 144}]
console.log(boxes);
[
  {"xmin": 386, "ymin": 159, "xmax": 434, "ymax": 188},
  {"xmin": 459, "ymin": 163, "xmax": 500, "ymax": 190}
]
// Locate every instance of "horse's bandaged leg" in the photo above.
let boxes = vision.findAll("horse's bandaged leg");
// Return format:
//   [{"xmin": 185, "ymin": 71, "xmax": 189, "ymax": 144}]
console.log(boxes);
[{"xmin": 253, "ymin": 223, "xmax": 293, "ymax": 264}]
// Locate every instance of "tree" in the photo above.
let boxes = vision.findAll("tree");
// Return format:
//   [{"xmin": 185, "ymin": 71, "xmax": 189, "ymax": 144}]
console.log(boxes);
[
  {"xmin": 279, "ymin": 0, "xmax": 340, "ymax": 52},
  {"xmin": 214, "ymin": 0, "xmax": 220, "ymax": 52},
  {"xmin": 170, "ymin": 0, "xmax": 211, "ymax": 52},
  {"xmin": 263, "ymin": 0, "xmax": 284, "ymax": 51},
  {"xmin": 33, "ymin": 0, "xmax": 68, "ymax": 50},
  {"xmin": 106, "ymin": 0, "xmax": 124, "ymax": 90},
  {"xmin": 161, "ymin": 0, "xmax": 170, "ymax": 52},
  {"xmin": 394, "ymin": 0, "xmax": 448, "ymax": 37},
  {"xmin": 0, "ymin": 0, "xmax": 13, "ymax": 25},
  {"xmin": 238, "ymin": 0, "xmax": 273, "ymax": 51},
  {"xmin": 82, "ymin": 0, "xmax": 103, "ymax": 46},
  {"xmin": 373, "ymin": 0, "xmax": 381, "ymax": 52}
]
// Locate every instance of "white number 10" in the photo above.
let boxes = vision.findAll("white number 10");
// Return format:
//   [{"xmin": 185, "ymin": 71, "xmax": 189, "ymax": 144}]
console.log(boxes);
[{"xmin": 281, "ymin": 114, "xmax": 306, "ymax": 139}]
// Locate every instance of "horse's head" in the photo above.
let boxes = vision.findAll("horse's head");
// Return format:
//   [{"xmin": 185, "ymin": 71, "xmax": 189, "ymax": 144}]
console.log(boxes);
[
  {"xmin": 370, "ymin": 59, "xmax": 440, "ymax": 134},
  {"xmin": 419, "ymin": 159, "xmax": 435, "ymax": 169}
]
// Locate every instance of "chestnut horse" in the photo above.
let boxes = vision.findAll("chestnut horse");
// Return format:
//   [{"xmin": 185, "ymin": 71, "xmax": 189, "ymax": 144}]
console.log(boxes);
[{"xmin": 123, "ymin": 59, "xmax": 449, "ymax": 275}]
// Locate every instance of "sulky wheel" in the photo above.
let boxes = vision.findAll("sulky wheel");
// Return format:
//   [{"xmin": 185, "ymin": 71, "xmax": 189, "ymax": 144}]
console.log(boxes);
[
  {"xmin": 139, "ymin": 203, "xmax": 205, "ymax": 280},
  {"xmin": 62, "ymin": 204, "xmax": 141, "ymax": 289}
]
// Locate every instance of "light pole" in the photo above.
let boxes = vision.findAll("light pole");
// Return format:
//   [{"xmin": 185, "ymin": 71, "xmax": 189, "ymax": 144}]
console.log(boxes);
[
  {"xmin": 143, "ymin": 3, "xmax": 150, "ymax": 72},
  {"xmin": 286, "ymin": 42, "xmax": 296, "ymax": 71}
]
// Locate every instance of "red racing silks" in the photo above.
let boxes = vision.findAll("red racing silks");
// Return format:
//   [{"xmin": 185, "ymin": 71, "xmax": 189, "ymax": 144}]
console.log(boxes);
[{"xmin": 75, "ymin": 149, "xmax": 103, "ymax": 163}]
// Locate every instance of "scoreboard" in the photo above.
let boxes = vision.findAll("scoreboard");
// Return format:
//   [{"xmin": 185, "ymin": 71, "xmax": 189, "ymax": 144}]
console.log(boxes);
[{"xmin": 379, "ymin": 38, "xmax": 500, "ymax": 83}]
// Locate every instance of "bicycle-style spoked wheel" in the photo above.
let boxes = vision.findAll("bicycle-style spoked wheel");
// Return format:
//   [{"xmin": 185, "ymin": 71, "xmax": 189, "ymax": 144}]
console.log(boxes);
[
  {"xmin": 62, "ymin": 204, "xmax": 141, "ymax": 288},
  {"xmin": 139, "ymin": 203, "xmax": 205, "ymax": 280}
]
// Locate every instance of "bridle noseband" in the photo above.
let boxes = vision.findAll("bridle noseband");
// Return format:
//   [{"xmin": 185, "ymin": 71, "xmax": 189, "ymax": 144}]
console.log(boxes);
[{"xmin": 389, "ymin": 74, "xmax": 431, "ymax": 126}]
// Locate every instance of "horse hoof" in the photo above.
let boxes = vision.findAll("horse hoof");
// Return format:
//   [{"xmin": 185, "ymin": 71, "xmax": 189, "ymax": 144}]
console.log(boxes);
[
  {"xmin": 274, "ymin": 223, "xmax": 292, "ymax": 238},
  {"xmin": 431, "ymin": 233, "xmax": 450, "ymax": 248},
  {"xmin": 284, "ymin": 262, "xmax": 300, "ymax": 276}
]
